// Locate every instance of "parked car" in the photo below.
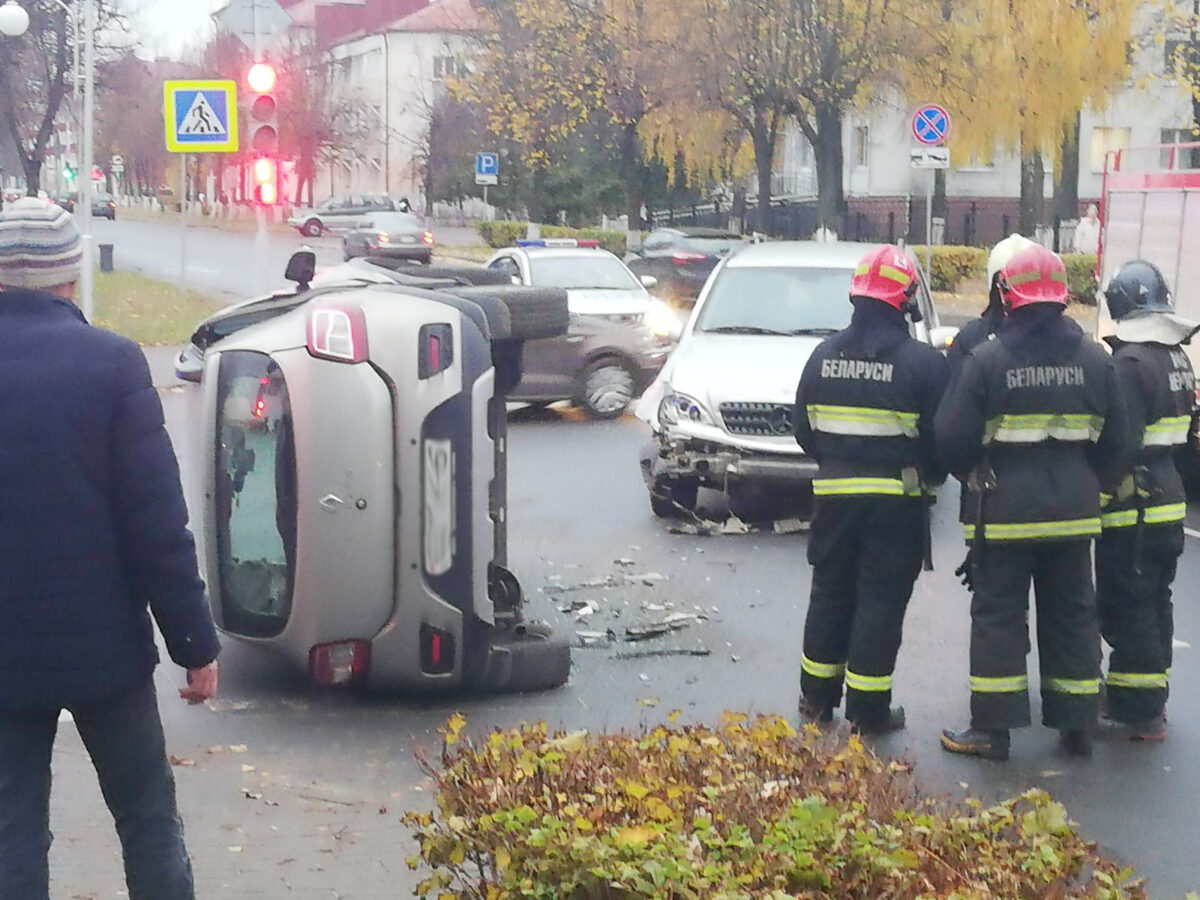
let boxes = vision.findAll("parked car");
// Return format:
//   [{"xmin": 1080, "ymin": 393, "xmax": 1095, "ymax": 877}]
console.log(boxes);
[
  {"xmin": 193, "ymin": 251, "xmax": 572, "ymax": 693},
  {"xmin": 343, "ymin": 212, "xmax": 434, "ymax": 262},
  {"xmin": 626, "ymin": 227, "xmax": 748, "ymax": 309},
  {"xmin": 52, "ymin": 192, "xmax": 76, "ymax": 213},
  {"xmin": 92, "ymin": 191, "xmax": 116, "ymax": 220},
  {"xmin": 635, "ymin": 241, "xmax": 956, "ymax": 518},
  {"xmin": 288, "ymin": 194, "xmax": 410, "ymax": 237}
]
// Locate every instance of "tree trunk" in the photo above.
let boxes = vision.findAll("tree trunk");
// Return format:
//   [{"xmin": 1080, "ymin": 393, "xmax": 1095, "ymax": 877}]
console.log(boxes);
[
  {"xmin": 1053, "ymin": 115, "xmax": 1081, "ymax": 220},
  {"xmin": 527, "ymin": 162, "xmax": 547, "ymax": 225},
  {"xmin": 933, "ymin": 169, "xmax": 948, "ymax": 226},
  {"xmin": 619, "ymin": 121, "xmax": 643, "ymax": 229},
  {"xmin": 751, "ymin": 108, "xmax": 774, "ymax": 234},
  {"xmin": 1018, "ymin": 148, "xmax": 1045, "ymax": 238},
  {"xmin": 22, "ymin": 157, "xmax": 41, "ymax": 197},
  {"xmin": 811, "ymin": 102, "xmax": 845, "ymax": 234}
]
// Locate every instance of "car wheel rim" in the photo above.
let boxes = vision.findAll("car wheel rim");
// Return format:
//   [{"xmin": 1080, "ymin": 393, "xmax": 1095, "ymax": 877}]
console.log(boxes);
[{"xmin": 586, "ymin": 365, "xmax": 633, "ymax": 415}]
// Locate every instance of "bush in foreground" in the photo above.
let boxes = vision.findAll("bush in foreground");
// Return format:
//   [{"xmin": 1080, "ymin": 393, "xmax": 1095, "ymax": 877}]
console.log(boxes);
[{"xmin": 404, "ymin": 714, "xmax": 1146, "ymax": 899}]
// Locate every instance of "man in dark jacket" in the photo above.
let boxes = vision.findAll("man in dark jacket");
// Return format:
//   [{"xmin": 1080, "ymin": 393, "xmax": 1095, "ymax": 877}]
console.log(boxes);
[
  {"xmin": 936, "ymin": 245, "xmax": 1132, "ymax": 761},
  {"xmin": 946, "ymin": 234, "xmax": 1036, "ymax": 375},
  {"xmin": 794, "ymin": 245, "xmax": 949, "ymax": 733},
  {"xmin": 1097, "ymin": 260, "xmax": 1197, "ymax": 740},
  {"xmin": 0, "ymin": 198, "xmax": 221, "ymax": 899}
]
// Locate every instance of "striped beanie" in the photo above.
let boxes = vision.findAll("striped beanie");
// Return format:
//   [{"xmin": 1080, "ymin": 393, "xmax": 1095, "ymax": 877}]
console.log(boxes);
[{"xmin": 0, "ymin": 197, "xmax": 83, "ymax": 290}]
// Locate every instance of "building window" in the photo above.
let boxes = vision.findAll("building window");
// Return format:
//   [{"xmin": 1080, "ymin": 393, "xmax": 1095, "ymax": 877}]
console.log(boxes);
[
  {"xmin": 433, "ymin": 56, "xmax": 463, "ymax": 80},
  {"xmin": 1160, "ymin": 129, "xmax": 1200, "ymax": 169},
  {"xmin": 1089, "ymin": 127, "xmax": 1129, "ymax": 174},
  {"xmin": 851, "ymin": 126, "xmax": 869, "ymax": 169}
]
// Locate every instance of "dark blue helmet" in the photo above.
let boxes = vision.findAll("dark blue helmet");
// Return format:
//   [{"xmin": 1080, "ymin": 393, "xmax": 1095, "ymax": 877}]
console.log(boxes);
[{"xmin": 1105, "ymin": 260, "xmax": 1172, "ymax": 320}]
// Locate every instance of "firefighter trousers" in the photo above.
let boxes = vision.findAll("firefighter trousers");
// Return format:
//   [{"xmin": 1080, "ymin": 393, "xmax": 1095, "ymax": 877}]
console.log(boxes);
[
  {"xmin": 1096, "ymin": 525, "xmax": 1183, "ymax": 723},
  {"xmin": 969, "ymin": 541, "xmax": 1101, "ymax": 731},
  {"xmin": 801, "ymin": 496, "xmax": 924, "ymax": 725}
]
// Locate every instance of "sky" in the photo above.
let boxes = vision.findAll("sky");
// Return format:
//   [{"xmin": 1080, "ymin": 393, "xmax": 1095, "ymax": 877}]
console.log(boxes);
[{"xmin": 128, "ymin": 0, "xmax": 223, "ymax": 59}]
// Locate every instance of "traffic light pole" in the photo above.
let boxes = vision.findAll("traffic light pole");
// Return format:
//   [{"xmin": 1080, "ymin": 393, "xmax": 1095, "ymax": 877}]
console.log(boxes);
[
  {"xmin": 78, "ymin": 0, "xmax": 95, "ymax": 322},
  {"xmin": 252, "ymin": 1, "xmax": 269, "ymax": 294}
]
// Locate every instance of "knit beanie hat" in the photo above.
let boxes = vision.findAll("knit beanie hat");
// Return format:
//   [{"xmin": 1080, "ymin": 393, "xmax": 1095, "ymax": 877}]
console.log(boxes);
[{"xmin": 0, "ymin": 197, "xmax": 83, "ymax": 290}]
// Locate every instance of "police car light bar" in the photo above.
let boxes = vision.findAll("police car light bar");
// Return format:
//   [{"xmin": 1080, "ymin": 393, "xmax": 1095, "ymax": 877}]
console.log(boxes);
[{"xmin": 516, "ymin": 238, "xmax": 601, "ymax": 248}]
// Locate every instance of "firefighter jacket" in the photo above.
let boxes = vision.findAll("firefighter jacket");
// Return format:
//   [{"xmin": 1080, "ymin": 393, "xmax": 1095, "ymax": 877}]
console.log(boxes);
[
  {"xmin": 935, "ymin": 305, "xmax": 1133, "ymax": 542},
  {"xmin": 946, "ymin": 304, "xmax": 1003, "ymax": 377},
  {"xmin": 795, "ymin": 298, "xmax": 949, "ymax": 498},
  {"xmin": 1099, "ymin": 335, "xmax": 1197, "ymax": 530}
]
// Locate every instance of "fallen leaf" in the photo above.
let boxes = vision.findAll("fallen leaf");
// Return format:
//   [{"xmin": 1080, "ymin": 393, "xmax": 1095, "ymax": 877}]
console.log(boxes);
[
  {"xmin": 638, "ymin": 697, "xmax": 659, "ymax": 707},
  {"xmin": 168, "ymin": 755, "xmax": 195, "ymax": 767},
  {"xmin": 241, "ymin": 764, "xmax": 256, "ymax": 773},
  {"xmin": 228, "ymin": 846, "xmax": 243, "ymax": 853},
  {"xmin": 229, "ymin": 745, "xmax": 248, "ymax": 754}
]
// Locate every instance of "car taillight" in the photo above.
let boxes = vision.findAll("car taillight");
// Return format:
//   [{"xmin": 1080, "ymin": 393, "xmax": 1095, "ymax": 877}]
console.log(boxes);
[
  {"xmin": 307, "ymin": 306, "xmax": 368, "ymax": 363},
  {"xmin": 420, "ymin": 625, "xmax": 455, "ymax": 674},
  {"xmin": 422, "ymin": 231, "xmax": 435, "ymax": 245},
  {"xmin": 309, "ymin": 640, "xmax": 370, "ymax": 686},
  {"xmin": 376, "ymin": 232, "xmax": 390, "ymax": 243},
  {"xmin": 671, "ymin": 251, "xmax": 707, "ymax": 264}
]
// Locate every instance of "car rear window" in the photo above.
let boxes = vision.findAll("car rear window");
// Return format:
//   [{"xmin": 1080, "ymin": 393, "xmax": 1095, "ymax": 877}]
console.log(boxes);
[
  {"xmin": 369, "ymin": 213, "xmax": 423, "ymax": 231},
  {"xmin": 214, "ymin": 351, "xmax": 297, "ymax": 638},
  {"xmin": 696, "ymin": 266, "xmax": 853, "ymax": 334}
]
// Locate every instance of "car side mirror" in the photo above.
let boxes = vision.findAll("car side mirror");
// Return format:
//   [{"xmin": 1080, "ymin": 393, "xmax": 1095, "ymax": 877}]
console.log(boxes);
[
  {"xmin": 285, "ymin": 249, "xmax": 317, "ymax": 291},
  {"xmin": 640, "ymin": 275, "xmax": 659, "ymax": 289},
  {"xmin": 511, "ymin": 275, "xmax": 521, "ymax": 285},
  {"xmin": 929, "ymin": 325, "xmax": 959, "ymax": 352}
]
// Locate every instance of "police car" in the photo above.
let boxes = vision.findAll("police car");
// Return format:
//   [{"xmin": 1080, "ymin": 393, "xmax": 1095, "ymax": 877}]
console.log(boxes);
[{"xmin": 200, "ymin": 252, "xmax": 572, "ymax": 693}]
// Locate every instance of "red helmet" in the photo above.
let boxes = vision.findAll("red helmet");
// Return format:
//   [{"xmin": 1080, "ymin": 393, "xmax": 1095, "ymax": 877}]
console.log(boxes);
[
  {"xmin": 850, "ymin": 245, "xmax": 918, "ymax": 309},
  {"xmin": 999, "ymin": 245, "xmax": 1069, "ymax": 309}
]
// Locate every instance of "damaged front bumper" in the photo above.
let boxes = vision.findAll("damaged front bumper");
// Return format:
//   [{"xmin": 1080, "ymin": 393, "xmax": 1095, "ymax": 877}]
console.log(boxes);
[{"xmin": 641, "ymin": 434, "xmax": 819, "ymax": 489}]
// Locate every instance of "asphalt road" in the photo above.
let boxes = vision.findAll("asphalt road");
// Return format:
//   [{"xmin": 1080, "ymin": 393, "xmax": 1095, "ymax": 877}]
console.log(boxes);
[
  {"xmin": 43, "ymin": 375, "xmax": 1200, "ymax": 898},
  {"xmin": 92, "ymin": 216, "xmax": 484, "ymax": 301}
]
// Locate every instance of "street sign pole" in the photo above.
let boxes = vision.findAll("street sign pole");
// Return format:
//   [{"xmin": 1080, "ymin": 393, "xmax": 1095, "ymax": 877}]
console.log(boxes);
[
  {"xmin": 179, "ymin": 153, "xmax": 188, "ymax": 287},
  {"xmin": 910, "ymin": 104, "xmax": 952, "ymax": 294},
  {"xmin": 79, "ymin": 0, "xmax": 95, "ymax": 322},
  {"xmin": 926, "ymin": 172, "xmax": 934, "ymax": 291},
  {"xmin": 253, "ymin": 4, "xmax": 269, "ymax": 294}
]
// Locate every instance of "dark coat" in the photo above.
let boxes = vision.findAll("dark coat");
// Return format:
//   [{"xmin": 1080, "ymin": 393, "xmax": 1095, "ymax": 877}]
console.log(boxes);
[{"xmin": 0, "ymin": 288, "xmax": 219, "ymax": 712}]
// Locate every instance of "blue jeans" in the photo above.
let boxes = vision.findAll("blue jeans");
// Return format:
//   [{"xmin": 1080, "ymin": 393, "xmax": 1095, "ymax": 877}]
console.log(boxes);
[{"xmin": 0, "ymin": 678, "xmax": 195, "ymax": 900}]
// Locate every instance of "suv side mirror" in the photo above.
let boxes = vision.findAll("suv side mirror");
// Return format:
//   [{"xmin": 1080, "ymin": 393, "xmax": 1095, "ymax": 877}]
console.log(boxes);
[
  {"xmin": 640, "ymin": 274, "xmax": 659, "ymax": 289},
  {"xmin": 285, "ymin": 249, "xmax": 317, "ymax": 291}
]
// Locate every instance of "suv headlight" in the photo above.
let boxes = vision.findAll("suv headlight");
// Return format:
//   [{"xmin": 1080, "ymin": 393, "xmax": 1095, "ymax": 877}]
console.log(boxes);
[
  {"xmin": 644, "ymin": 298, "xmax": 683, "ymax": 341},
  {"xmin": 658, "ymin": 391, "xmax": 715, "ymax": 427}
]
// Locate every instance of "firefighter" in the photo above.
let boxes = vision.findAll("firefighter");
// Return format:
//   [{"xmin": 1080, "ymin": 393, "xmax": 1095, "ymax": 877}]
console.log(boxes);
[
  {"xmin": 794, "ymin": 245, "xmax": 949, "ymax": 733},
  {"xmin": 936, "ymin": 245, "xmax": 1132, "ymax": 760},
  {"xmin": 946, "ymin": 233, "xmax": 1037, "ymax": 375},
  {"xmin": 1097, "ymin": 260, "xmax": 1197, "ymax": 740}
]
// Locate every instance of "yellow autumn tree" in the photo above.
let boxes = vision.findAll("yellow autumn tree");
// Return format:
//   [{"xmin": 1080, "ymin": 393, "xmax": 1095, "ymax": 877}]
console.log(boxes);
[{"xmin": 906, "ymin": 0, "xmax": 1137, "ymax": 234}]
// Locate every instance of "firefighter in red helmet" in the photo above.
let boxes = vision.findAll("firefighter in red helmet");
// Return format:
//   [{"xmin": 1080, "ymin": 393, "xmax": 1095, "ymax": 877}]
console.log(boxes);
[
  {"xmin": 793, "ymin": 245, "xmax": 949, "ymax": 733},
  {"xmin": 935, "ymin": 245, "xmax": 1133, "ymax": 760}
]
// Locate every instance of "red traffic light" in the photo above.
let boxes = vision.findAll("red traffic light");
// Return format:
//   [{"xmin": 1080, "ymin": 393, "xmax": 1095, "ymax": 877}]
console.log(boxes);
[
  {"xmin": 247, "ymin": 62, "xmax": 277, "ymax": 94},
  {"xmin": 253, "ymin": 157, "xmax": 278, "ymax": 206}
]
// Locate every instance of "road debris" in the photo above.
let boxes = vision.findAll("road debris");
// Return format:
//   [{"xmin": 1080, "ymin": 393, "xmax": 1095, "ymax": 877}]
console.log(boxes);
[
  {"xmin": 613, "ymin": 647, "xmax": 712, "ymax": 660},
  {"xmin": 168, "ymin": 755, "xmax": 196, "ymax": 767},
  {"xmin": 575, "ymin": 629, "xmax": 616, "ymax": 647},
  {"xmin": 721, "ymin": 516, "xmax": 751, "ymax": 535},
  {"xmin": 774, "ymin": 517, "xmax": 811, "ymax": 534}
]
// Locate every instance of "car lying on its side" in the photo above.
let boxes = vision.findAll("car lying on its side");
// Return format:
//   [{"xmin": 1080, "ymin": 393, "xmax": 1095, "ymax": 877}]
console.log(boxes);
[
  {"xmin": 636, "ymin": 241, "xmax": 955, "ymax": 518},
  {"xmin": 185, "ymin": 252, "xmax": 574, "ymax": 693}
]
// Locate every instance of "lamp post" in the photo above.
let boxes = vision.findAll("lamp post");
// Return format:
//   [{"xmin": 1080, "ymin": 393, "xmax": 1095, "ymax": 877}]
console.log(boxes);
[{"xmin": 0, "ymin": 0, "xmax": 95, "ymax": 322}]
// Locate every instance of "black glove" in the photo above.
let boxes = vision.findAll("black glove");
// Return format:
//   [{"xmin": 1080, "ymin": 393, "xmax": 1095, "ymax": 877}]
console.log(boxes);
[{"xmin": 954, "ymin": 552, "xmax": 975, "ymax": 592}]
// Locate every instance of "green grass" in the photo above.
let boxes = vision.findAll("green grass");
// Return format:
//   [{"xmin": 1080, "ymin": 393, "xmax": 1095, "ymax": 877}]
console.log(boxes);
[{"xmin": 93, "ymin": 269, "xmax": 224, "ymax": 345}]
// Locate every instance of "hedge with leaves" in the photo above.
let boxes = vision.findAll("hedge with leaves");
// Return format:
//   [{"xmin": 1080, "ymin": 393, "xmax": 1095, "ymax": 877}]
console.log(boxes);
[
  {"xmin": 476, "ymin": 221, "xmax": 629, "ymax": 256},
  {"xmin": 405, "ymin": 714, "xmax": 1146, "ymax": 899}
]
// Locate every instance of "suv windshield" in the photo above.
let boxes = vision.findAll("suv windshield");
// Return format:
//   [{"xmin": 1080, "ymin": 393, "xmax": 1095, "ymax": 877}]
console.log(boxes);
[
  {"xmin": 696, "ymin": 266, "xmax": 853, "ymax": 335},
  {"xmin": 529, "ymin": 254, "xmax": 640, "ymax": 290}
]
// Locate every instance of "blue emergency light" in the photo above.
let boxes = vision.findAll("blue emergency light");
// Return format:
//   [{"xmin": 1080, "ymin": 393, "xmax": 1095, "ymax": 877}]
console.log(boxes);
[{"xmin": 515, "ymin": 238, "xmax": 601, "ymax": 248}]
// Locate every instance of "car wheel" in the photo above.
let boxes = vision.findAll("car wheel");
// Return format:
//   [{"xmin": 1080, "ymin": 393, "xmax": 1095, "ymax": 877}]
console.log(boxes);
[
  {"xmin": 580, "ymin": 357, "xmax": 636, "ymax": 419},
  {"xmin": 649, "ymin": 476, "xmax": 699, "ymax": 518},
  {"xmin": 451, "ymin": 285, "xmax": 569, "ymax": 341},
  {"xmin": 302, "ymin": 219, "xmax": 323, "ymax": 238},
  {"xmin": 483, "ymin": 620, "xmax": 571, "ymax": 693}
]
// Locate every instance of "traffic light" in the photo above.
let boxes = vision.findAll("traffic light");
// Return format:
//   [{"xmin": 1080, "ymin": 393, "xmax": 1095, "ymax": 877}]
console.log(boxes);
[
  {"xmin": 245, "ymin": 62, "xmax": 278, "ymax": 154},
  {"xmin": 253, "ymin": 156, "xmax": 278, "ymax": 206},
  {"xmin": 63, "ymin": 164, "xmax": 76, "ymax": 182}
]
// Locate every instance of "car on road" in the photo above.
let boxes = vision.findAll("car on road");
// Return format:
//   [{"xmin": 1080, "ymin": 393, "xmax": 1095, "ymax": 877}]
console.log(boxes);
[
  {"xmin": 288, "ymin": 194, "xmax": 411, "ymax": 237},
  {"xmin": 342, "ymin": 212, "xmax": 434, "ymax": 263},
  {"xmin": 52, "ymin": 192, "xmax": 76, "ymax": 213},
  {"xmin": 626, "ymin": 226, "xmax": 748, "ymax": 309},
  {"xmin": 176, "ymin": 258, "xmax": 669, "ymax": 419},
  {"xmin": 635, "ymin": 241, "xmax": 955, "ymax": 518},
  {"xmin": 92, "ymin": 191, "xmax": 116, "ymax": 220},
  {"xmin": 195, "ymin": 251, "xmax": 572, "ymax": 693},
  {"xmin": 486, "ymin": 239, "xmax": 684, "ymax": 337}
]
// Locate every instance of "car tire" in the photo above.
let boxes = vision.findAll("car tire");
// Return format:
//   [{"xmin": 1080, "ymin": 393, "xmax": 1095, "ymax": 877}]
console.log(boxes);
[
  {"xmin": 453, "ymin": 285, "xmax": 569, "ymax": 341},
  {"xmin": 483, "ymin": 620, "xmax": 571, "ymax": 694},
  {"xmin": 579, "ymin": 356, "xmax": 636, "ymax": 419},
  {"xmin": 649, "ymin": 476, "xmax": 699, "ymax": 518},
  {"xmin": 417, "ymin": 264, "xmax": 511, "ymax": 286},
  {"xmin": 302, "ymin": 219, "xmax": 323, "ymax": 238}
]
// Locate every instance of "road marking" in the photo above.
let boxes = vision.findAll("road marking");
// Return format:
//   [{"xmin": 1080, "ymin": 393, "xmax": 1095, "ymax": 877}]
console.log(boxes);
[{"xmin": 1186, "ymin": 527, "xmax": 1200, "ymax": 540}]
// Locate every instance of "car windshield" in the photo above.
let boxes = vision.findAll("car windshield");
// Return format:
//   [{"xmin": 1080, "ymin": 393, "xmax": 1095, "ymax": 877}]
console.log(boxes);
[
  {"xmin": 696, "ymin": 266, "xmax": 853, "ymax": 335},
  {"xmin": 369, "ymin": 213, "xmax": 423, "ymax": 232},
  {"xmin": 681, "ymin": 235, "xmax": 744, "ymax": 255},
  {"xmin": 529, "ymin": 254, "xmax": 640, "ymax": 290}
]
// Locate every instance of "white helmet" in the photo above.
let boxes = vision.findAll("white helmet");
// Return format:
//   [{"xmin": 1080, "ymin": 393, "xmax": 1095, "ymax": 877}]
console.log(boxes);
[{"xmin": 986, "ymin": 233, "xmax": 1037, "ymax": 288}]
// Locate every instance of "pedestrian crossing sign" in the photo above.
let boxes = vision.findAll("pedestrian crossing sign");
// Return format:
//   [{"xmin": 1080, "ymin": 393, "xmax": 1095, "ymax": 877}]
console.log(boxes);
[{"xmin": 164, "ymin": 80, "xmax": 239, "ymax": 153}]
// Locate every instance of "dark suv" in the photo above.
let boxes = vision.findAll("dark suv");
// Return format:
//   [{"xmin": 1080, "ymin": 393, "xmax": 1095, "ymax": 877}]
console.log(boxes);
[{"xmin": 626, "ymin": 227, "xmax": 747, "ymax": 309}]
